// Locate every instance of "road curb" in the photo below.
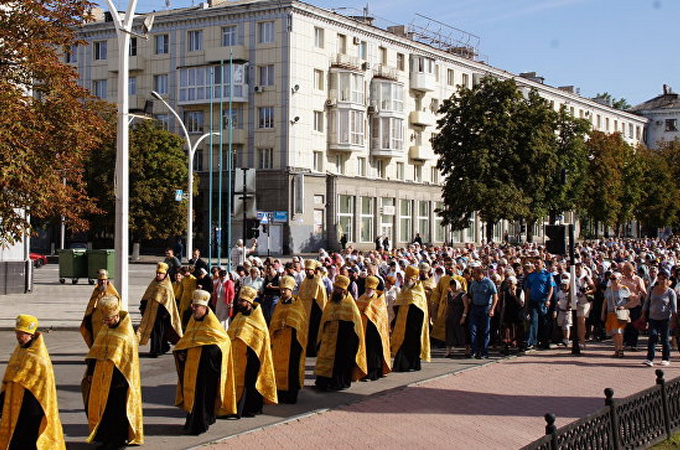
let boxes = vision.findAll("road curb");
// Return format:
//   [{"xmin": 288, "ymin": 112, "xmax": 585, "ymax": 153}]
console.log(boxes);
[{"xmin": 193, "ymin": 353, "xmax": 517, "ymax": 448}]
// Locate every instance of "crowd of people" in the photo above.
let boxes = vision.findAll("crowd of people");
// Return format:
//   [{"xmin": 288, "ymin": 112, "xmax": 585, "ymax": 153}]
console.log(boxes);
[{"xmin": 2, "ymin": 236, "xmax": 679, "ymax": 448}]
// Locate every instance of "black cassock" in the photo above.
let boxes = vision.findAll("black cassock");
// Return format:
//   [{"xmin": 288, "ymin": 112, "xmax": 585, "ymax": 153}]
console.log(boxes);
[
  {"xmin": 88, "ymin": 362, "xmax": 129, "ymax": 448},
  {"xmin": 182, "ymin": 344, "xmax": 222, "ymax": 435},
  {"xmin": 306, "ymin": 301, "xmax": 323, "ymax": 357},
  {"xmin": 0, "ymin": 387, "xmax": 44, "ymax": 450},
  {"xmin": 315, "ymin": 321, "xmax": 359, "ymax": 391},
  {"xmin": 363, "ymin": 320, "xmax": 384, "ymax": 381},
  {"xmin": 278, "ymin": 328, "xmax": 303, "ymax": 404},
  {"xmin": 392, "ymin": 305, "xmax": 424, "ymax": 372},
  {"xmin": 237, "ymin": 347, "xmax": 263, "ymax": 417}
]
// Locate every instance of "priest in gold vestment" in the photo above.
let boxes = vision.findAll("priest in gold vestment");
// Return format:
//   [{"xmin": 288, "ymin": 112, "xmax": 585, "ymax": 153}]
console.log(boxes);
[
  {"xmin": 84, "ymin": 296, "xmax": 144, "ymax": 448},
  {"xmin": 356, "ymin": 276, "xmax": 391, "ymax": 381},
  {"xmin": 137, "ymin": 262, "xmax": 183, "ymax": 357},
  {"xmin": 227, "ymin": 286, "xmax": 277, "ymax": 417},
  {"xmin": 0, "ymin": 315, "xmax": 65, "ymax": 450},
  {"xmin": 314, "ymin": 275, "xmax": 367, "ymax": 391},
  {"xmin": 174, "ymin": 290, "xmax": 236, "ymax": 435},
  {"xmin": 80, "ymin": 269, "xmax": 122, "ymax": 348},
  {"xmin": 298, "ymin": 260, "xmax": 327, "ymax": 356},
  {"xmin": 270, "ymin": 276, "xmax": 308, "ymax": 403},
  {"xmin": 391, "ymin": 265, "xmax": 430, "ymax": 372}
]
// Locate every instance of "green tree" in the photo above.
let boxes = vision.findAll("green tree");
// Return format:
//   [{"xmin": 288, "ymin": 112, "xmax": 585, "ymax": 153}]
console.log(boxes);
[
  {"xmin": 0, "ymin": 0, "xmax": 110, "ymax": 245},
  {"xmin": 432, "ymin": 76, "xmax": 529, "ymax": 242},
  {"xmin": 635, "ymin": 149, "xmax": 679, "ymax": 234},
  {"xmin": 593, "ymin": 92, "xmax": 631, "ymax": 110},
  {"xmin": 657, "ymin": 138, "xmax": 680, "ymax": 179},
  {"xmin": 615, "ymin": 143, "xmax": 645, "ymax": 235},
  {"xmin": 514, "ymin": 90, "xmax": 559, "ymax": 241},
  {"xmin": 85, "ymin": 120, "xmax": 190, "ymax": 244},
  {"xmin": 544, "ymin": 106, "xmax": 591, "ymax": 220},
  {"xmin": 580, "ymin": 131, "xmax": 626, "ymax": 234}
]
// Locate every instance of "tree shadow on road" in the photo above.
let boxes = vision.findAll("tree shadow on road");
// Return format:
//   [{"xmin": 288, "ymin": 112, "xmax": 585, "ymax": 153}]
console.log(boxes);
[{"xmin": 340, "ymin": 386, "xmax": 603, "ymax": 419}]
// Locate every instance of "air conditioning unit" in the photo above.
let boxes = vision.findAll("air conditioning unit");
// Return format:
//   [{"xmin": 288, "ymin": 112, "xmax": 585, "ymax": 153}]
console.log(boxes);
[
  {"xmin": 381, "ymin": 205, "xmax": 396, "ymax": 215},
  {"xmin": 367, "ymin": 105, "xmax": 377, "ymax": 114},
  {"xmin": 353, "ymin": 36, "xmax": 361, "ymax": 45},
  {"xmin": 325, "ymin": 98, "xmax": 336, "ymax": 107},
  {"xmin": 362, "ymin": 61, "xmax": 371, "ymax": 71},
  {"xmin": 253, "ymin": 85, "xmax": 264, "ymax": 93}
]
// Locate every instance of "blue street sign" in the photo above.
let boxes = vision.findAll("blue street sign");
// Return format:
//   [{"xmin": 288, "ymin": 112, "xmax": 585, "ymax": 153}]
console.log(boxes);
[
  {"xmin": 273, "ymin": 211, "xmax": 288, "ymax": 222},
  {"xmin": 174, "ymin": 189, "xmax": 183, "ymax": 202}
]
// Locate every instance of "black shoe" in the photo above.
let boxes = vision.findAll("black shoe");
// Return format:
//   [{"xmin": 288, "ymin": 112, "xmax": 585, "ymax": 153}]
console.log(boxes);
[{"xmin": 474, "ymin": 354, "xmax": 482, "ymax": 359}]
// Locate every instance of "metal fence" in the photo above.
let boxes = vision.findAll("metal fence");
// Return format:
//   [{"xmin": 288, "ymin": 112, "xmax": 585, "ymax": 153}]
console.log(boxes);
[{"xmin": 522, "ymin": 369, "xmax": 679, "ymax": 450}]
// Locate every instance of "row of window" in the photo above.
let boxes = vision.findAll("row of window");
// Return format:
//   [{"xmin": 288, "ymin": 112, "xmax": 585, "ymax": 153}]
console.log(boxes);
[
  {"xmin": 317, "ymin": 155, "xmax": 438, "ymax": 182},
  {"xmin": 337, "ymin": 196, "xmax": 445, "ymax": 243},
  {"xmin": 85, "ymin": 22, "xmax": 274, "ymax": 62}
]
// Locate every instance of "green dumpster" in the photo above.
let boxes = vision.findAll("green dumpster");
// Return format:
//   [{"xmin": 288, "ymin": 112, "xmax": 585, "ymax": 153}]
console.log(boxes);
[
  {"xmin": 58, "ymin": 249, "xmax": 88, "ymax": 284},
  {"xmin": 87, "ymin": 249, "xmax": 116, "ymax": 285}
]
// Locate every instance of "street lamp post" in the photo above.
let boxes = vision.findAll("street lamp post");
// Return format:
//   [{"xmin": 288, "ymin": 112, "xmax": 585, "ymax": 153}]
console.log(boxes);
[
  {"xmin": 103, "ymin": 0, "xmax": 140, "ymax": 310},
  {"xmin": 151, "ymin": 91, "xmax": 218, "ymax": 261}
]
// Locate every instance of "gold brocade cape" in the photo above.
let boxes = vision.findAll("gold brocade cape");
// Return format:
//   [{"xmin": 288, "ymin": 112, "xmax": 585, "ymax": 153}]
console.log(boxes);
[
  {"xmin": 227, "ymin": 306, "xmax": 278, "ymax": 405},
  {"xmin": 269, "ymin": 296, "xmax": 309, "ymax": 391},
  {"xmin": 173, "ymin": 281, "xmax": 183, "ymax": 302},
  {"xmin": 85, "ymin": 312, "xmax": 143, "ymax": 445},
  {"xmin": 0, "ymin": 333, "xmax": 65, "ymax": 450},
  {"xmin": 298, "ymin": 276, "xmax": 327, "ymax": 319},
  {"xmin": 137, "ymin": 276, "xmax": 183, "ymax": 345},
  {"xmin": 431, "ymin": 274, "xmax": 468, "ymax": 342},
  {"xmin": 177, "ymin": 275, "xmax": 198, "ymax": 322},
  {"xmin": 356, "ymin": 292, "xmax": 392, "ymax": 374},
  {"xmin": 315, "ymin": 293, "xmax": 367, "ymax": 380},
  {"xmin": 174, "ymin": 309, "xmax": 237, "ymax": 416},
  {"xmin": 421, "ymin": 275, "xmax": 438, "ymax": 325},
  {"xmin": 391, "ymin": 282, "xmax": 431, "ymax": 362},
  {"xmin": 80, "ymin": 283, "xmax": 122, "ymax": 348}
]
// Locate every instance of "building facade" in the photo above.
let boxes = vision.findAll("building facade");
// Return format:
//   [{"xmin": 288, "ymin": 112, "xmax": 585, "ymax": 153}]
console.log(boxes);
[
  {"xmin": 630, "ymin": 84, "xmax": 680, "ymax": 150},
  {"xmin": 70, "ymin": 0, "xmax": 647, "ymax": 253}
]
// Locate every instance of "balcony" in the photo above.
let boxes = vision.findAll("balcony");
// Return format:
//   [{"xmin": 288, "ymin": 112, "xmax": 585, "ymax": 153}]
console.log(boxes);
[
  {"xmin": 227, "ymin": 128, "xmax": 247, "ymax": 145},
  {"xmin": 410, "ymin": 71, "xmax": 435, "ymax": 92},
  {"xmin": 409, "ymin": 110, "xmax": 436, "ymax": 127},
  {"xmin": 331, "ymin": 53, "xmax": 362, "ymax": 71},
  {"xmin": 373, "ymin": 64, "xmax": 399, "ymax": 81},
  {"xmin": 409, "ymin": 144, "xmax": 436, "ymax": 161},
  {"xmin": 370, "ymin": 139, "xmax": 402, "ymax": 158},
  {"xmin": 108, "ymin": 54, "xmax": 145, "ymax": 72},
  {"xmin": 205, "ymin": 46, "xmax": 248, "ymax": 64}
]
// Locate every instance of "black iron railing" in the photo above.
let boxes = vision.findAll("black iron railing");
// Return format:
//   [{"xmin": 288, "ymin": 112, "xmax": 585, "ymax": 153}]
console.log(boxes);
[{"xmin": 521, "ymin": 369, "xmax": 680, "ymax": 450}]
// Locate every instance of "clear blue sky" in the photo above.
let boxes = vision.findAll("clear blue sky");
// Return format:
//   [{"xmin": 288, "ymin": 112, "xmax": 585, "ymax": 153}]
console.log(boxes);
[{"xmin": 101, "ymin": 0, "xmax": 678, "ymax": 105}]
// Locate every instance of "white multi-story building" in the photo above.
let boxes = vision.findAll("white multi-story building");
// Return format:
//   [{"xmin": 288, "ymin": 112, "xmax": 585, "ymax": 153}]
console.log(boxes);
[
  {"xmin": 70, "ymin": 0, "xmax": 647, "ymax": 253},
  {"xmin": 630, "ymin": 84, "xmax": 680, "ymax": 150}
]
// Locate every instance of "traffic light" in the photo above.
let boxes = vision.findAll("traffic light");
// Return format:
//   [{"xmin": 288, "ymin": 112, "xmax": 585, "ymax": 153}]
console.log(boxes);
[
  {"xmin": 246, "ymin": 219, "xmax": 260, "ymax": 239},
  {"xmin": 545, "ymin": 225, "xmax": 567, "ymax": 255}
]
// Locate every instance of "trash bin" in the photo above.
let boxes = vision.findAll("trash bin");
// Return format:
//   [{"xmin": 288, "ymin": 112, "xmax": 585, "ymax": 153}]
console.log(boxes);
[
  {"xmin": 87, "ymin": 249, "xmax": 116, "ymax": 285},
  {"xmin": 58, "ymin": 249, "xmax": 88, "ymax": 284}
]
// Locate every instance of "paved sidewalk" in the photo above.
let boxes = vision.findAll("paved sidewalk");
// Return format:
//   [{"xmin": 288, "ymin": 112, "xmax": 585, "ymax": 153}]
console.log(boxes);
[{"xmin": 208, "ymin": 343, "xmax": 680, "ymax": 450}]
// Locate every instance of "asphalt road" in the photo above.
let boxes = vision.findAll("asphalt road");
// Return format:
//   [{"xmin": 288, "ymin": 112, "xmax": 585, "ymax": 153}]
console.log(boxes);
[{"xmin": 0, "ymin": 264, "xmax": 498, "ymax": 449}]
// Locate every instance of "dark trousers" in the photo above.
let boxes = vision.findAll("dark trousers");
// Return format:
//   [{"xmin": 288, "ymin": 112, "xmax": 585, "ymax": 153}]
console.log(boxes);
[
  {"xmin": 469, "ymin": 305, "xmax": 490, "ymax": 357},
  {"xmin": 260, "ymin": 295, "xmax": 280, "ymax": 326},
  {"xmin": 624, "ymin": 305, "xmax": 642, "ymax": 348},
  {"xmin": 526, "ymin": 301, "xmax": 549, "ymax": 347},
  {"xmin": 647, "ymin": 318, "xmax": 671, "ymax": 362}
]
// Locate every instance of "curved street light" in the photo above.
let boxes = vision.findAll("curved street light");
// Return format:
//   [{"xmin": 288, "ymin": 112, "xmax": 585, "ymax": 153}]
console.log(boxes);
[{"xmin": 151, "ymin": 90, "xmax": 219, "ymax": 262}]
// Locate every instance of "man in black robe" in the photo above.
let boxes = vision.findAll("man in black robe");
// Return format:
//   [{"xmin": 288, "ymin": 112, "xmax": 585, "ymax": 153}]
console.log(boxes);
[
  {"xmin": 391, "ymin": 266, "xmax": 431, "ymax": 372},
  {"xmin": 314, "ymin": 275, "xmax": 367, "ymax": 391},
  {"xmin": 174, "ymin": 290, "xmax": 236, "ymax": 435}
]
